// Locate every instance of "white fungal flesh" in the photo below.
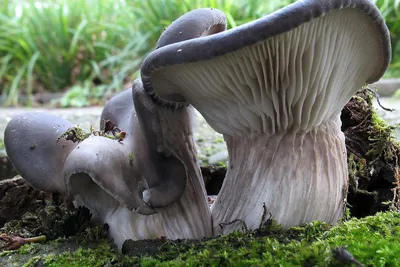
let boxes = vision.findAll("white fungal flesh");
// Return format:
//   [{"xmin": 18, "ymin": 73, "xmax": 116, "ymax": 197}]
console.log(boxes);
[
  {"xmin": 212, "ymin": 116, "xmax": 347, "ymax": 233},
  {"xmin": 150, "ymin": 8, "xmax": 383, "ymax": 231},
  {"xmin": 67, "ymin": 107, "xmax": 212, "ymax": 248},
  {"xmin": 72, "ymin": 171, "xmax": 211, "ymax": 249}
]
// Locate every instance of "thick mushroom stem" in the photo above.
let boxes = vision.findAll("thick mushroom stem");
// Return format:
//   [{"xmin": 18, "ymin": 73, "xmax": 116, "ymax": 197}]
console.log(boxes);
[{"xmin": 213, "ymin": 115, "xmax": 347, "ymax": 233}]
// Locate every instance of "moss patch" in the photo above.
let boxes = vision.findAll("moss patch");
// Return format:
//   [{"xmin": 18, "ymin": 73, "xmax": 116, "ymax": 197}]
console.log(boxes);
[
  {"xmin": 341, "ymin": 89, "xmax": 400, "ymax": 217},
  {"xmin": 2, "ymin": 211, "xmax": 399, "ymax": 266}
]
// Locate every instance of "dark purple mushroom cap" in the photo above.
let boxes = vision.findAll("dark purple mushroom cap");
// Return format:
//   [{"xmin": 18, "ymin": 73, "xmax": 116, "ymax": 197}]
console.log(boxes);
[
  {"xmin": 141, "ymin": 0, "xmax": 391, "ymax": 135},
  {"xmin": 4, "ymin": 112, "xmax": 77, "ymax": 194}
]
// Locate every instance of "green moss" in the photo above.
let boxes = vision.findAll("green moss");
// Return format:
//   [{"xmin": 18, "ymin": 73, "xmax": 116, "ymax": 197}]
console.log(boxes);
[
  {"xmin": 367, "ymin": 108, "xmax": 399, "ymax": 159},
  {"xmin": 347, "ymin": 153, "xmax": 367, "ymax": 193},
  {"xmin": 57, "ymin": 121, "xmax": 127, "ymax": 144},
  {"xmin": 43, "ymin": 242, "xmax": 140, "ymax": 267},
  {"xmin": 58, "ymin": 125, "xmax": 91, "ymax": 143},
  {"xmin": 150, "ymin": 212, "xmax": 400, "ymax": 266},
  {"xmin": 3, "ymin": 211, "xmax": 400, "ymax": 266},
  {"xmin": 342, "ymin": 89, "xmax": 400, "ymax": 216}
]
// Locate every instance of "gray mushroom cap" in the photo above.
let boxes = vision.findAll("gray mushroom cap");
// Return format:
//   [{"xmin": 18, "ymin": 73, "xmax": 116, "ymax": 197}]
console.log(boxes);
[
  {"xmin": 141, "ymin": 0, "xmax": 391, "ymax": 113},
  {"xmin": 100, "ymin": 88, "xmax": 133, "ymax": 131},
  {"xmin": 63, "ymin": 135, "xmax": 156, "ymax": 215},
  {"xmin": 156, "ymin": 8, "xmax": 227, "ymax": 49},
  {"xmin": 4, "ymin": 112, "xmax": 77, "ymax": 194}
]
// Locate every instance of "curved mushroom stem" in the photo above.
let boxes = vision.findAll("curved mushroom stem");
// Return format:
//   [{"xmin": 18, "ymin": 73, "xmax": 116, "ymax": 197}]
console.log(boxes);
[
  {"xmin": 90, "ymin": 104, "xmax": 211, "ymax": 249},
  {"xmin": 109, "ymin": 87, "xmax": 212, "ymax": 247},
  {"xmin": 212, "ymin": 115, "xmax": 347, "ymax": 234},
  {"xmin": 106, "ymin": 110, "xmax": 211, "ymax": 248},
  {"xmin": 65, "ymin": 83, "xmax": 212, "ymax": 249}
]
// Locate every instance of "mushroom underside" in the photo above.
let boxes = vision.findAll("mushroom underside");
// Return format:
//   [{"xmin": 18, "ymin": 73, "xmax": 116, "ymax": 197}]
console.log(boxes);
[{"xmin": 142, "ymin": 6, "xmax": 390, "ymax": 232}]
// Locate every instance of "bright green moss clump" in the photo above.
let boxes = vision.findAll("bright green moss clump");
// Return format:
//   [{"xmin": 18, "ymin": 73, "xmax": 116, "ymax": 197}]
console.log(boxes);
[
  {"xmin": 3, "ymin": 211, "xmax": 399, "ymax": 266},
  {"xmin": 149, "ymin": 212, "xmax": 400, "ymax": 266}
]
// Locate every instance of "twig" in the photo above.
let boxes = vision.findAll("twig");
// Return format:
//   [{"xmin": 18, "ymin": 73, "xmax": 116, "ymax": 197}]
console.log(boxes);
[
  {"xmin": 366, "ymin": 87, "xmax": 395, "ymax": 112},
  {"xmin": 219, "ymin": 219, "xmax": 248, "ymax": 234},
  {"xmin": 259, "ymin": 203, "xmax": 272, "ymax": 229},
  {"xmin": 0, "ymin": 234, "xmax": 46, "ymax": 250},
  {"xmin": 332, "ymin": 246, "xmax": 364, "ymax": 267}
]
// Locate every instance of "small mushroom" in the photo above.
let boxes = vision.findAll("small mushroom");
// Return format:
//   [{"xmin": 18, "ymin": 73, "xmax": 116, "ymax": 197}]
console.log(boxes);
[
  {"xmin": 4, "ymin": 113, "xmax": 77, "ymax": 194},
  {"xmin": 141, "ymin": 0, "xmax": 391, "ymax": 233},
  {"xmin": 65, "ymin": 80, "xmax": 211, "ymax": 248},
  {"xmin": 5, "ymin": 83, "xmax": 211, "ymax": 249},
  {"xmin": 155, "ymin": 8, "xmax": 227, "ymax": 49}
]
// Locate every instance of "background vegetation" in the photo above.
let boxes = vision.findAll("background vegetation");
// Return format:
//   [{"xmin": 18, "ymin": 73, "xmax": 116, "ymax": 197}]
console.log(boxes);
[{"xmin": 0, "ymin": 0, "xmax": 399, "ymax": 106}]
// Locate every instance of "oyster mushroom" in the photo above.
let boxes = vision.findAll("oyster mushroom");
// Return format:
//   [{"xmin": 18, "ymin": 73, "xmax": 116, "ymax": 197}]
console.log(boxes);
[
  {"xmin": 4, "ymin": 81, "xmax": 211, "ymax": 248},
  {"xmin": 65, "ymin": 80, "xmax": 211, "ymax": 247},
  {"xmin": 4, "ymin": 112, "xmax": 77, "ymax": 194},
  {"xmin": 141, "ymin": 0, "xmax": 391, "ymax": 233}
]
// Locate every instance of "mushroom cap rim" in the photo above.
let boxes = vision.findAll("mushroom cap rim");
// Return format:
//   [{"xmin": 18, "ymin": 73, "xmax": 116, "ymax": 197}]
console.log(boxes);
[{"xmin": 141, "ymin": 0, "xmax": 391, "ymax": 107}]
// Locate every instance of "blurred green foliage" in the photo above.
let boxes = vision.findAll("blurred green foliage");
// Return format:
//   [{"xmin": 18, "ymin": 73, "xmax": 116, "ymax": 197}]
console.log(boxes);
[
  {"xmin": 0, "ymin": 0, "xmax": 143, "ymax": 106},
  {"xmin": 0, "ymin": 0, "xmax": 399, "ymax": 106},
  {"xmin": 373, "ymin": 0, "xmax": 400, "ymax": 78}
]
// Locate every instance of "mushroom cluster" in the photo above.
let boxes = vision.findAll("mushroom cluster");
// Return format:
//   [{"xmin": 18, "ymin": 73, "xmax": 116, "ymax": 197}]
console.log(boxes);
[
  {"xmin": 5, "ymin": 82, "xmax": 212, "ymax": 248},
  {"xmin": 4, "ymin": 0, "xmax": 391, "ymax": 248}
]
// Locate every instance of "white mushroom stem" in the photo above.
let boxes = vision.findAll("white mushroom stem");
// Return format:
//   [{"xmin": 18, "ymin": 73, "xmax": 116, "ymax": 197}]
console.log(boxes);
[{"xmin": 212, "ymin": 115, "xmax": 347, "ymax": 233}]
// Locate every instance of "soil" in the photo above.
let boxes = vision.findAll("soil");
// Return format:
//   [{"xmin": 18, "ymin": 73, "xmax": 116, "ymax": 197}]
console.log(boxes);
[{"xmin": 0, "ymin": 177, "xmax": 52, "ymax": 228}]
